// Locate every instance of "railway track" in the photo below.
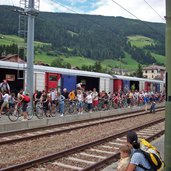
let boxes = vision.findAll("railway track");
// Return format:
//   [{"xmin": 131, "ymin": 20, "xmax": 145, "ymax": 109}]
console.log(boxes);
[
  {"xmin": 1, "ymin": 117, "xmax": 165, "ymax": 171},
  {"xmin": 0, "ymin": 108, "xmax": 164, "ymax": 145}
]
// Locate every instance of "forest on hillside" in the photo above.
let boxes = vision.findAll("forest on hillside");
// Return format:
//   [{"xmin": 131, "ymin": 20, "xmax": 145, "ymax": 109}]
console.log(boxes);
[{"xmin": 0, "ymin": 5, "xmax": 165, "ymax": 66}]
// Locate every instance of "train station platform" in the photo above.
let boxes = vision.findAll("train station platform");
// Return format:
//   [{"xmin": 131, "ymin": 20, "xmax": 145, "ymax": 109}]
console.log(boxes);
[
  {"xmin": 0, "ymin": 102, "xmax": 165, "ymax": 133},
  {"xmin": 102, "ymin": 135, "xmax": 165, "ymax": 171}
]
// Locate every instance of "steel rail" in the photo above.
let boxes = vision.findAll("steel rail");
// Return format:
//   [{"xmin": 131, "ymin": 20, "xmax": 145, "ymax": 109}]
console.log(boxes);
[
  {"xmin": 0, "ymin": 106, "xmax": 165, "ymax": 137},
  {"xmin": 0, "ymin": 118, "xmax": 165, "ymax": 171},
  {"xmin": 0, "ymin": 108, "xmax": 165, "ymax": 145}
]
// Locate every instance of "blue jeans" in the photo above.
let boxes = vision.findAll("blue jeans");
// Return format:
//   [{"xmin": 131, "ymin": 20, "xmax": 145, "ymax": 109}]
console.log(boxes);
[
  {"xmin": 59, "ymin": 102, "xmax": 64, "ymax": 114},
  {"xmin": 150, "ymin": 102, "xmax": 156, "ymax": 113}
]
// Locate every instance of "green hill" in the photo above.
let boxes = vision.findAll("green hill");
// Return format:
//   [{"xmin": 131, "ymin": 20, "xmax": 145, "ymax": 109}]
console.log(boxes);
[{"xmin": 0, "ymin": 5, "xmax": 165, "ymax": 71}]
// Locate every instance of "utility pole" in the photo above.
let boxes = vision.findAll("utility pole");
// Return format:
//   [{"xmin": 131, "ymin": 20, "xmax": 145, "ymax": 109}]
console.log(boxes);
[
  {"xmin": 165, "ymin": 0, "xmax": 171, "ymax": 170},
  {"xmin": 25, "ymin": 0, "xmax": 39, "ymax": 107}
]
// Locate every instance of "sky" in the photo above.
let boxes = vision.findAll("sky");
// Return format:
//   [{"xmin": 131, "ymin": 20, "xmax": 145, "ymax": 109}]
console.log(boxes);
[{"xmin": 0, "ymin": 0, "xmax": 166, "ymax": 23}]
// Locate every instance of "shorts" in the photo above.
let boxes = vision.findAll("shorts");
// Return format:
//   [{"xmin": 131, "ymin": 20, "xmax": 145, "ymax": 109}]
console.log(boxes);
[
  {"xmin": 1, "ymin": 101, "xmax": 9, "ymax": 109},
  {"xmin": 87, "ymin": 103, "xmax": 93, "ymax": 110},
  {"xmin": 77, "ymin": 101, "xmax": 83, "ymax": 108},
  {"xmin": 22, "ymin": 101, "xmax": 28, "ymax": 112},
  {"xmin": 93, "ymin": 100, "xmax": 98, "ymax": 107}
]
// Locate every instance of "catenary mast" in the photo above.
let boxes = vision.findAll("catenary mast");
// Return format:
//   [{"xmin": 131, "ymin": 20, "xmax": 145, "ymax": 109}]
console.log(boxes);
[
  {"xmin": 23, "ymin": 0, "xmax": 39, "ymax": 107},
  {"xmin": 165, "ymin": 0, "xmax": 171, "ymax": 170}
]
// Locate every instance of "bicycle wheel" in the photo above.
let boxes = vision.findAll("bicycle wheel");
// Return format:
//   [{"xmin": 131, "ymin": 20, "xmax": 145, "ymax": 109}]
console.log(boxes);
[
  {"xmin": 8, "ymin": 108, "xmax": 19, "ymax": 122},
  {"xmin": 35, "ymin": 106, "xmax": 44, "ymax": 119},
  {"xmin": 50, "ymin": 104, "xmax": 57, "ymax": 117},
  {"xmin": 27, "ymin": 106, "xmax": 34, "ymax": 120}
]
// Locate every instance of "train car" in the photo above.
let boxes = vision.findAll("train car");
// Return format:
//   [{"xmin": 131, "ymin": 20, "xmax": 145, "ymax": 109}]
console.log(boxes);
[
  {"xmin": 0, "ymin": 61, "xmax": 113, "ymax": 93},
  {"xmin": 0, "ymin": 60, "xmax": 164, "ymax": 94},
  {"xmin": 112, "ymin": 75, "xmax": 165, "ymax": 93}
]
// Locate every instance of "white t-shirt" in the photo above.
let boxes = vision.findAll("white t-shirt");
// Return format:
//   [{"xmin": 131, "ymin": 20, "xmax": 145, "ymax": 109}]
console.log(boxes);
[
  {"xmin": 92, "ymin": 91, "xmax": 98, "ymax": 101},
  {"xmin": 77, "ymin": 94, "xmax": 83, "ymax": 102},
  {"xmin": 86, "ymin": 94, "xmax": 93, "ymax": 104},
  {"xmin": 50, "ymin": 91, "xmax": 56, "ymax": 101},
  {"xmin": 2, "ymin": 93, "xmax": 9, "ymax": 102},
  {"xmin": 76, "ymin": 83, "xmax": 82, "ymax": 88}
]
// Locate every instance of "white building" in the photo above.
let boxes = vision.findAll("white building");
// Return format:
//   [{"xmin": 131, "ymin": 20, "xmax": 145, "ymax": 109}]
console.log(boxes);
[{"xmin": 143, "ymin": 64, "xmax": 166, "ymax": 80}]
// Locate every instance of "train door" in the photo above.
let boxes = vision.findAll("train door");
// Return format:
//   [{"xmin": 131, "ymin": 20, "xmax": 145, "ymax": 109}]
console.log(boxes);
[
  {"xmin": 155, "ymin": 83, "xmax": 160, "ymax": 92},
  {"xmin": 61, "ymin": 75, "xmax": 77, "ymax": 92},
  {"xmin": 145, "ymin": 82, "xmax": 151, "ymax": 92},
  {"xmin": 113, "ymin": 79, "xmax": 123, "ymax": 92},
  {"xmin": 130, "ymin": 81, "xmax": 139, "ymax": 91},
  {"xmin": 123, "ymin": 80, "xmax": 130, "ymax": 93},
  {"xmin": 77, "ymin": 76, "xmax": 99, "ymax": 91},
  {"xmin": 45, "ymin": 72, "xmax": 61, "ymax": 92}
]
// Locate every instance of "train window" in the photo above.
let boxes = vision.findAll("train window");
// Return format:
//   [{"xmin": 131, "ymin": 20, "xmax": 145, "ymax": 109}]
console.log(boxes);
[{"xmin": 49, "ymin": 75, "xmax": 57, "ymax": 81}]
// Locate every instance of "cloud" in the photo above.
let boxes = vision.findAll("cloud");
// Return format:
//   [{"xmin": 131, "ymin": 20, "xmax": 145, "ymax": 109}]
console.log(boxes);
[
  {"xmin": 88, "ymin": 0, "xmax": 165, "ymax": 23},
  {"xmin": 0, "ymin": 0, "xmax": 165, "ymax": 23}
]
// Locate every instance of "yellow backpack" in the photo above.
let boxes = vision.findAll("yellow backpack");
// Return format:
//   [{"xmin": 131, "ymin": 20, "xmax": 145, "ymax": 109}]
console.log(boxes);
[{"xmin": 140, "ymin": 138, "xmax": 164, "ymax": 171}]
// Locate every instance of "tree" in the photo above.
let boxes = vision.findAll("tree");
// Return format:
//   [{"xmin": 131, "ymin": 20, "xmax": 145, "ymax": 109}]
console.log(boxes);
[
  {"xmin": 136, "ymin": 64, "xmax": 143, "ymax": 78},
  {"xmin": 93, "ymin": 61, "xmax": 103, "ymax": 72}
]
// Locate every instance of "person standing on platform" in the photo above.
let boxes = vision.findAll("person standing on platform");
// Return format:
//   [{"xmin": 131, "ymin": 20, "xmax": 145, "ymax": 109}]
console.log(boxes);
[
  {"xmin": 62, "ymin": 88, "xmax": 69, "ymax": 99},
  {"xmin": 56, "ymin": 92, "xmax": 65, "ymax": 116},
  {"xmin": 92, "ymin": 88, "xmax": 99, "ymax": 110},
  {"xmin": 76, "ymin": 90, "xmax": 84, "ymax": 114},
  {"xmin": 85, "ymin": 91, "xmax": 93, "ymax": 113},
  {"xmin": 0, "ymin": 79, "xmax": 10, "ymax": 93}
]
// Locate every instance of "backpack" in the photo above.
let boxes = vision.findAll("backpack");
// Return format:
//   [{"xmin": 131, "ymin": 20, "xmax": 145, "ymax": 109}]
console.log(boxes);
[
  {"xmin": 135, "ymin": 138, "xmax": 164, "ymax": 171},
  {"xmin": 23, "ymin": 95, "xmax": 30, "ymax": 103}
]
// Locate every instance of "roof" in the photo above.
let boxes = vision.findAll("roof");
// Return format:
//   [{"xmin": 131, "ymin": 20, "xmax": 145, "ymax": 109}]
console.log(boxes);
[
  {"xmin": 113, "ymin": 75, "xmax": 164, "ymax": 83},
  {"xmin": 0, "ymin": 54, "xmax": 25, "ymax": 63},
  {"xmin": 143, "ymin": 65, "xmax": 165, "ymax": 70},
  {"xmin": 0, "ymin": 60, "xmax": 112, "ymax": 79}
]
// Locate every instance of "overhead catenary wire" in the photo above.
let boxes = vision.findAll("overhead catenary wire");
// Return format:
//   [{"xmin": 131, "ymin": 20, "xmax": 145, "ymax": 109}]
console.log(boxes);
[
  {"xmin": 143, "ymin": 0, "xmax": 165, "ymax": 22},
  {"xmin": 110, "ymin": 0, "xmax": 165, "ymax": 37},
  {"xmin": 51, "ymin": 0, "xmax": 165, "ymax": 38}
]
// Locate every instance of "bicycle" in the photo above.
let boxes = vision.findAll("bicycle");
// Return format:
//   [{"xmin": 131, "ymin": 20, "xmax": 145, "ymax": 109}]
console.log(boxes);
[
  {"xmin": 8, "ymin": 102, "xmax": 34, "ymax": 122},
  {"xmin": 8, "ymin": 101, "xmax": 45, "ymax": 122}
]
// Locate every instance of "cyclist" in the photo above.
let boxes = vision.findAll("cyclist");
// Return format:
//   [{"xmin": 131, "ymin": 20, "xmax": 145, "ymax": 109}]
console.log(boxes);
[
  {"xmin": 0, "ymin": 91, "xmax": 10, "ymax": 117},
  {"xmin": 68, "ymin": 89, "xmax": 75, "ymax": 101},
  {"xmin": 17, "ymin": 91, "xmax": 30, "ymax": 121}
]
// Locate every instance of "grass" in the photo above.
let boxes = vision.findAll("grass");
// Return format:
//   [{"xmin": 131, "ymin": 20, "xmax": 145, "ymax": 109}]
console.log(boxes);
[
  {"xmin": 63, "ymin": 56, "xmax": 95, "ymax": 67},
  {"xmin": 0, "ymin": 34, "xmax": 50, "ymax": 47},
  {"xmin": 35, "ymin": 52, "xmax": 140, "ymax": 70},
  {"xmin": 151, "ymin": 53, "xmax": 165, "ymax": 65},
  {"xmin": 121, "ymin": 53, "xmax": 139, "ymax": 70},
  {"xmin": 35, "ymin": 52, "xmax": 56, "ymax": 64},
  {"xmin": 127, "ymin": 35, "xmax": 155, "ymax": 48}
]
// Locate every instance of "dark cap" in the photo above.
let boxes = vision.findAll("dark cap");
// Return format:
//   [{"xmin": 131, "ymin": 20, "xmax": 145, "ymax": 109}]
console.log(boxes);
[{"xmin": 127, "ymin": 131, "xmax": 138, "ymax": 144}]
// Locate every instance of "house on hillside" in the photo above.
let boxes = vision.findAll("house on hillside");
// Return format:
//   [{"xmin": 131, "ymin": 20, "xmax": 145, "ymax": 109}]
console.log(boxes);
[
  {"xmin": 143, "ymin": 64, "xmax": 166, "ymax": 80},
  {"xmin": 111, "ymin": 68, "xmax": 130, "ymax": 75},
  {"xmin": 0, "ymin": 54, "xmax": 25, "ymax": 63}
]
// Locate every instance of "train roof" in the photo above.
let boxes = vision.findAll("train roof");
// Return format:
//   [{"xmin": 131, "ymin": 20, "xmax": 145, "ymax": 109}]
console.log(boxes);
[
  {"xmin": 0, "ymin": 61, "xmax": 112, "ymax": 79},
  {"xmin": 113, "ymin": 75, "xmax": 164, "ymax": 83}
]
